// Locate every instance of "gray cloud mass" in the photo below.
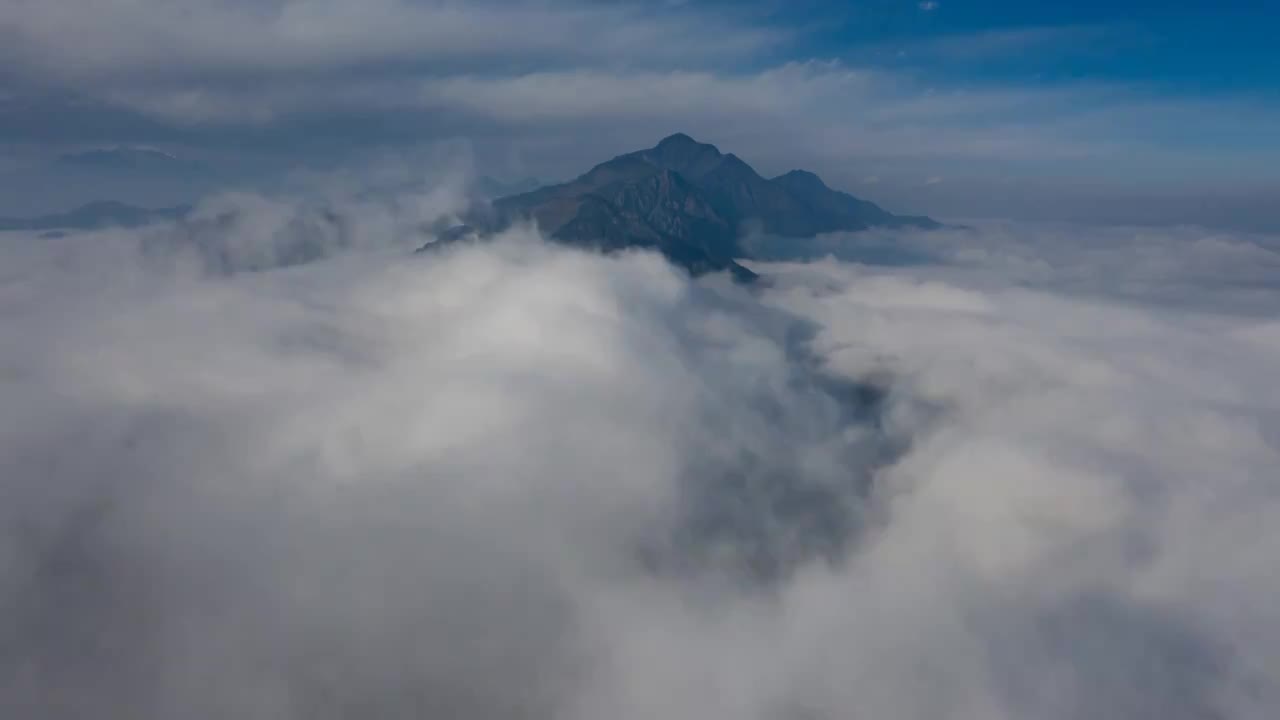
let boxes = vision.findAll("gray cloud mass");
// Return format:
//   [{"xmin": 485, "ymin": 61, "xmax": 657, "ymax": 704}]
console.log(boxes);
[{"xmin": 2, "ymin": 183, "xmax": 1279, "ymax": 718}]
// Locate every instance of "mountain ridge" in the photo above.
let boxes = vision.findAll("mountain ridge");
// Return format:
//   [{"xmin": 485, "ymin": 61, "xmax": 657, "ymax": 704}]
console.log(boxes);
[{"xmin": 469, "ymin": 133, "xmax": 938, "ymax": 280}]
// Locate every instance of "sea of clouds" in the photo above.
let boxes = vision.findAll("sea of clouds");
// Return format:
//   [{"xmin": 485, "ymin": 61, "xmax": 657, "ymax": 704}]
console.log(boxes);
[{"xmin": 2, "ymin": 188, "xmax": 1279, "ymax": 720}]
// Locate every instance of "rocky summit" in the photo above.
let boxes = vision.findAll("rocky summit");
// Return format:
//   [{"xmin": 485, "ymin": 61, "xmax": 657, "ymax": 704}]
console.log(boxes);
[{"xmin": 449, "ymin": 133, "xmax": 939, "ymax": 281}]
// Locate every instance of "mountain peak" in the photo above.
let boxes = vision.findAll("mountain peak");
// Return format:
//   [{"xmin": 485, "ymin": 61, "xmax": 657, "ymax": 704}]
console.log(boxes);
[
  {"xmin": 779, "ymin": 169, "xmax": 823, "ymax": 182},
  {"xmin": 470, "ymin": 134, "xmax": 937, "ymax": 281},
  {"xmin": 773, "ymin": 169, "xmax": 829, "ymax": 192},
  {"xmin": 645, "ymin": 133, "xmax": 724, "ymax": 179},
  {"xmin": 656, "ymin": 132, "xmax": 707, "ymax": 150},
  {"xmin": 653, "ymin": 133, "xmax": 721, "ymax": 157}
]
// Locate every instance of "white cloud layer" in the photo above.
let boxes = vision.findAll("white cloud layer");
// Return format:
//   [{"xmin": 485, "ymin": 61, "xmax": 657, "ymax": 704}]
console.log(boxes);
[{"xmin": 2, "ymin": 190, "xmax": 1280, "ymax": 719}]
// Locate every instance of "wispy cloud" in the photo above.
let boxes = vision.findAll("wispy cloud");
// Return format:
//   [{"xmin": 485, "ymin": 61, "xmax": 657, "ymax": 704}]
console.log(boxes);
[
  {"xmin": 2, "ymin": 0, "xmax": 786, "ymax": 83},
  {"xmin": 888, "ymin": 25, "xmax": 1121, "ymax": 63}
]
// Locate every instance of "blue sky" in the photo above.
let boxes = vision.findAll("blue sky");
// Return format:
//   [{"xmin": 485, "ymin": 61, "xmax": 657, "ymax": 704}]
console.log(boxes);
[
  {"xmin": 822, "ymin": 1, "xmax": 1274, "ymax": 88},
  {"xmin": 1, "ymin": 0, "xmax": 1277, "ymax": 227}
]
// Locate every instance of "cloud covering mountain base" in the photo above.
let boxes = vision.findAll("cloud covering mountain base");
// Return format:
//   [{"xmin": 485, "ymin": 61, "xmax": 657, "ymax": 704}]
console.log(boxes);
[{"xmin": 2, "ymin": 208, "xmax": 1279, "ymax": 719}]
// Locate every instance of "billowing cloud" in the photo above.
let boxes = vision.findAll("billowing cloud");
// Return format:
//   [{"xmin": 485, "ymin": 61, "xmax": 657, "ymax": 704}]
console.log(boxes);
[{"xmin": 2, "ymin": 185, "xmax": 1279, "ymax": 718}]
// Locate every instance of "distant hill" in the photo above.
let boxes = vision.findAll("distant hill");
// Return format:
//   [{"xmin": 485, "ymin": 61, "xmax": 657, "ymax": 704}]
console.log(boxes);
[
  {"xmin": 0, "ymin": 146, "xmax": 217, "ymax": 218},
  {"xmin": 474, "ymin": 176, "xmax": 544, "ymax": 199},
  {"xmin": 0, "ymin": 201, "xmax": 190, "ymax": 231},
  {"xmin": 455, "ymin": 133, "xmax": 938, "ymax": 281}
]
